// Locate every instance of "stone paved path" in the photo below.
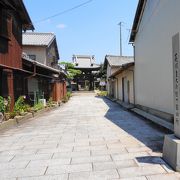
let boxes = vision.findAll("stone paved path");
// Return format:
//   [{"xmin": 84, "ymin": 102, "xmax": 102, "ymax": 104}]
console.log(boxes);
[{"xmin": 0, "ymin": 93, "xmax": 180, "ymax": 180}]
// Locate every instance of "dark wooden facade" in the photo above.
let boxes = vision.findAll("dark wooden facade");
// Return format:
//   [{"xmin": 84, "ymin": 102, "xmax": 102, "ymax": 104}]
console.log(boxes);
[
  {"xmin": 22, "ymin": 57, "xmax": 67, "ymax": 104},
  {"xmin": 0, "ymin": 1, "xmax": 67, "ymax": 110},
  {"xmin": 52, "ymin": 81, "xmax": 67, "ymax": 102},
  {"xmin": 0, "ymin": 0, "xmax": 34, "ymax": 110}
]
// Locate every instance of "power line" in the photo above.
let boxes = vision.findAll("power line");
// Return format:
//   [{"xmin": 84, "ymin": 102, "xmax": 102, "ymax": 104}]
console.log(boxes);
[{"xmin": 34, "ymin": 0, "xmax": 93, "ymax": 24}]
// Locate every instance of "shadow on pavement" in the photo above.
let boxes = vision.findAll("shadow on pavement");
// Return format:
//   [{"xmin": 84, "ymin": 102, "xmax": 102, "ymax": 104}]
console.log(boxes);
[{"xmin": 96, "ymin": 96, "xmax": 171, "ymax": 153}]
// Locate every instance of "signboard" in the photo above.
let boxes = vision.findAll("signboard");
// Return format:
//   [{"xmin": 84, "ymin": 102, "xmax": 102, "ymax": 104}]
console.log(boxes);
[{"xmin": 172, "ymin": 33, "xmax": 180, "ymax": 138}]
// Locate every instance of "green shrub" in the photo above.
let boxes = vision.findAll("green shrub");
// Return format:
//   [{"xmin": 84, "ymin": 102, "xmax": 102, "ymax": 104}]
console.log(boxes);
[
  {"xmin": 66, "ymin": 92, "xmax": 72, "ymax": 99},
  {"xmin": 97, "ymin": 91, "xmax": 107, "ymax": 96},
  {"xmin": 14, "ymin": 96, "xmax": 26, "ymax": 115},
  {"xmin": 5, "ymin": 96, "xmax": 11, "ymax": 113},
  {"xmin": 62, "ymin": 95, "xmax": 68, "ymax": 103},
  {"xmin": 23, "ymin": 104, "xmax": 31, "ymax": 112},
  {"xmin": 0, "ymin": 96, "xmax": 5, "ymax": 113},
  {"xmin": 9, "ymin": 111, "xmax": 16, "ymax": 119},
  {"xmin": 33, "ymin": 102, "xmax": 44, "ymax": 111},
  {"xmin": 47, "ymin": 97, "xmax": 55, "ymax": 107}
]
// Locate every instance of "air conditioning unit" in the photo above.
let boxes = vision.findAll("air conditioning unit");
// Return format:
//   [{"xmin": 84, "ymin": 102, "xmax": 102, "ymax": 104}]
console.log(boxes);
[{"xmin": 39, "ymin": 99, "xmax": 46, "ymax": 106}]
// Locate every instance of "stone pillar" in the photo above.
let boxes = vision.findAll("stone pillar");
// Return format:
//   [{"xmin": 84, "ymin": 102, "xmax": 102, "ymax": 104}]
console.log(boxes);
[{"xmin": 163, "ymin": 33, "xmax": 180, "ymax": 171}]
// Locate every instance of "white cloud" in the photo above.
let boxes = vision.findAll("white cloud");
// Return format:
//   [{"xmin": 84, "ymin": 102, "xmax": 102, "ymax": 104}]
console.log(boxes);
[{"xmin": 56, "ymin": 24, "xmax": 67, "ymax": 29}]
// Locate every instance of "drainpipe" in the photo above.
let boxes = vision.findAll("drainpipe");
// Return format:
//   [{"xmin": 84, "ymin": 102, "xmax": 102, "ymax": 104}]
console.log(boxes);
[
  {"xmin": 24, "ymin": 62, "xmax": 37, "ymax": 101},
  {"xmin": 113, "ymin": 77, "xmax": 118, "ymax": 100},
  {"xmin": 26, "ymin": 62, "xmax": 37, "ymax": 79},
  {"xmin": 133, "ymin": 44, "xmax": 136, "ymax": 105}
]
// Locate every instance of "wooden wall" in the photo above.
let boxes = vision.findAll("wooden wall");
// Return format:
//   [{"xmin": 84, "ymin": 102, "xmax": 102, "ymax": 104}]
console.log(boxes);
[
  {"xmin": 0, "ymin": 9, "xmax": 22, "ymax": 69},
  {"xmin": 52, "ymin": 82, "xmax": 66, "ymax": 102},
  {"xmin": 0, "ymin": 34, "xmax": 22, "ymax": 69}
]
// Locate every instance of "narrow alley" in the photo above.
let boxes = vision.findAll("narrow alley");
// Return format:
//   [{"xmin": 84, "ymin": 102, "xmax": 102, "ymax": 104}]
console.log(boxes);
[{"xmin": 0, "ymin": 93, "xmax": 179, "ymax": 180}]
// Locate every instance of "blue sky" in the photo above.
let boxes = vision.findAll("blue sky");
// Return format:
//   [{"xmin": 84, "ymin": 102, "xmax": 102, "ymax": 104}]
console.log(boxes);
[{"xmin": 24, "ymin": 0, "xmax": 138, "ymax": 63}]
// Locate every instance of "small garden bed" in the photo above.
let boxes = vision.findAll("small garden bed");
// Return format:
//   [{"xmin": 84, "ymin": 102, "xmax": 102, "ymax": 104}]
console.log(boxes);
[
  {"xmin": 0, "ymin": 92, "xmax": 72, "ymax": 131},
  {"xmin": 95, "ymin": 90, "xmax": 108, "ymax": 97}
]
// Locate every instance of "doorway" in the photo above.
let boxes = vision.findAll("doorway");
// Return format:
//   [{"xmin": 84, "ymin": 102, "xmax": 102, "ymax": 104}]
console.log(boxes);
[{"xmin": 122, "ymin": 77, "xmax": 130, "ymax": 103}]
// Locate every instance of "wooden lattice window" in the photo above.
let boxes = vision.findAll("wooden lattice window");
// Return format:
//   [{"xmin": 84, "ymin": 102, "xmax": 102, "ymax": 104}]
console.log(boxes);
[
  {"xmin": 0, "ymin": 9, "xmax": 11, "ymax": 40},
  {"xmin": 0, "ymin": 9, "xmax": 12, "ymax": 53},
  {"xmin": 12, "ymin": 15, "xmax": 22, "ymax": 45}
]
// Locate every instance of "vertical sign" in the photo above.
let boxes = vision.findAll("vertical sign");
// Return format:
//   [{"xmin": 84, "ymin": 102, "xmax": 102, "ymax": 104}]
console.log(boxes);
[{"xmin": 172, "ymin": 33, "xmax": 180, "ymax": 138}]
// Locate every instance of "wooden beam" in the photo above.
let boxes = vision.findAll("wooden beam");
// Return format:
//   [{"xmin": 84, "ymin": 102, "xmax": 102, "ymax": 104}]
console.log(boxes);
[{"xmin": 3, "ymin": 69, "xmax": 14, "ymax": 111}]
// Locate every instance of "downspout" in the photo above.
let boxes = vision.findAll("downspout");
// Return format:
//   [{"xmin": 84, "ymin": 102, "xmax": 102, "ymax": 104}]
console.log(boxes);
[
  {"xmin": 114, "ymin": 77, "xmax": 118, "ymax": 100},
  {"xmin": 24, "ymin": 62, "xmax": 37, "ymax": 99},
  {"xmin": 24, "ymin": 61, "xmax": 37, "ymax": 80},
  {"xmin": 27, "ymin": 62, "xmax": 37, "ymax": 79},
  {"xmin": 133, "ymin": 44, "xmax": 136, "ymax": 105}
]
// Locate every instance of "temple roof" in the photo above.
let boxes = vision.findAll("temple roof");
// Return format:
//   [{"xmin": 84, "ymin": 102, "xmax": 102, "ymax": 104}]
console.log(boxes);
[{"xmin": 72, "ymin": 55, "xmax": 100, "ymax": 70}]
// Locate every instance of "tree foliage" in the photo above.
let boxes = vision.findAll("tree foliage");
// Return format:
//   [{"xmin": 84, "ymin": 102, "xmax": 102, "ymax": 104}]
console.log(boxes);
[
  {"xmin": 60, "ymin": 62, "xmax": 81, "ymax": 79},
  {"xmin": 94, "ymin": 63, "xmax": 106, "ymax": 79}
]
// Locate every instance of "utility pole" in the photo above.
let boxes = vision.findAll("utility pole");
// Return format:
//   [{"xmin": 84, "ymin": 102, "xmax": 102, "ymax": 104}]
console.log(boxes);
[{"xmin": 118, "ymin": 22, "xmax": 123, "ymax": 56}]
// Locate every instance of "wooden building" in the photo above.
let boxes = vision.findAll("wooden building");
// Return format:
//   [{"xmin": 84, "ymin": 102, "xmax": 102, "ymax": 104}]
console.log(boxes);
[
  {"xmin": 72, "ymin": 55, "xmax": 100, "ymax": 91},
  {"xmin": 0, "ymin": 0, "xmax": 34, "ymax": 110},
  {"xmin": 0, "ymin": 1, "xmax": 66, "ymax": 110},
  {"xmin": 22, "ymin": 32, "xmax": 67, "ymax": 104},
  {"xmin": 22, "ymin": 54, "xmax": 67, "ymax": 104}
]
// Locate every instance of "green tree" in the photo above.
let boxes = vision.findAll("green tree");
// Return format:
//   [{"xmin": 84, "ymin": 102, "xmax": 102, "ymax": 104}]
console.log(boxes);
[
  {"xmin": 60, "ymin": 62, "xmax": 81, "ymax": 79},
  {"xmin": 94, "ymin": 63, "xmax": 106, "ymax": 79}
]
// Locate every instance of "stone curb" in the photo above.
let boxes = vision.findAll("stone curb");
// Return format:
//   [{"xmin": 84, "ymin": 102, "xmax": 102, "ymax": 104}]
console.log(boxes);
[
  {"xmin": 105, "ymin": 96, "xmax": 173, "ymax": 132},
  {"xmin": 0, "ymin": 105, "xmax": 60, "ymax": 132}
]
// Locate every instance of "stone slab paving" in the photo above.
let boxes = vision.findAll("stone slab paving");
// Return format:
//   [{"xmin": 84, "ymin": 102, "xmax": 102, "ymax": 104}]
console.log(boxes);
[{"xmin": 0, "ymin": 93, "xmax": 180, "ymax": 179}]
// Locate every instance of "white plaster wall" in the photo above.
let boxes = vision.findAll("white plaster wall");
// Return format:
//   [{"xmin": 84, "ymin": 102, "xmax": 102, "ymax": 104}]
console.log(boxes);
[
  {"xmin": 23, "ymin": 46, "xmax": 47, "ymax": 65},
  {"xmin": 134, "ymin": 0, "xmax": 180, "ymax": 114},
  {"xmin": 115, "ymin": 67, "xmax": 134, "ymax": 104},
  {"xmin": 106, "ymin": 64, "xmax": 119, "ymax": 95}
]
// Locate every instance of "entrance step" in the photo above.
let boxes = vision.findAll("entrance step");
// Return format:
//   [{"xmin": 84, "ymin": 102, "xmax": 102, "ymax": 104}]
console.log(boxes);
[
  {"xmin": 131, "ymin": 108, "xmax": 174, "ymax": 131},
  {"xmin": 116, "ymin": 100, "xmax": 134, "ymax": 109},
  {"xmin": 106, "ymin": 96, "xmax": 117, "ymax": 102}
]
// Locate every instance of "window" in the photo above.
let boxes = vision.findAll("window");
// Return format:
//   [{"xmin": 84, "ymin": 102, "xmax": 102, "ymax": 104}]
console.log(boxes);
[
  {"xmin": 12, "ymin": 15, "xmax": 22, "ymax": 45},
  {"xmin": 0, "ymin": 9, "xmax": 11, "ymax": 53},
  {"xmin": 0, "ymin": 37, "xmax": 8, "ymax": 53},
  {"xmin": 0, "ymin": 9, "xmax": 11, "ymax": 40},
  {"xmin": 28, "ymin": 54, "xmax": 36, "ymax": 60}
]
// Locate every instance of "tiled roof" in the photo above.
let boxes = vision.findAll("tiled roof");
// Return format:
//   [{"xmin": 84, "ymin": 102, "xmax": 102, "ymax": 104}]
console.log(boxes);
[
  {"xmin": 73, "ymin": 55, "xmax": 100, "ymax": 69},
  {"xmin": 104, "ymin": 55, "xmax": 134, "ymax": 67},
  {"xmin": 23, "ymin": 32, "xmax": 55, "ymax": 46},
  {"xmin": 22, "ymin": 52, "xmax": 67, "ymax": 76},
  {"xmin": 1, "ymin": 0, "xmax": 34, "ymax": 30}
]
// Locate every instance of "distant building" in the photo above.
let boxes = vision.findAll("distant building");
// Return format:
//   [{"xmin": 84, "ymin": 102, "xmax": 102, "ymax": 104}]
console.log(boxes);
[
  {"xmin": 104, "ymin": 55, "xmax": 134, "ymax": 104},
  {"xmin": 22, "ymin": 32, "xmax": 66, "ymax": 104},
  {"xmin": 23, "ymin": 32, "xmax": 59, "ymax": 68},
  {"xmin": 72, "ymin": 55, "xmax": 100, "ymax": 91}
]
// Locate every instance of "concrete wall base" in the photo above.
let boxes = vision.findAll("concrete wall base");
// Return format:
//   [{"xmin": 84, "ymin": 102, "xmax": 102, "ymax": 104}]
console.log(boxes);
[
  {"xmin": 163, "ymin": 134, "xmax": 180, "ymax": 171},
  {"xmin": 136, "ymin": 104, "xmax": 173, "ymax": 123}
]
